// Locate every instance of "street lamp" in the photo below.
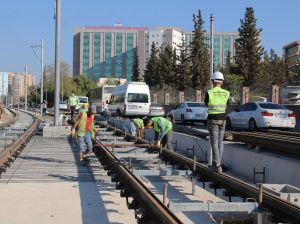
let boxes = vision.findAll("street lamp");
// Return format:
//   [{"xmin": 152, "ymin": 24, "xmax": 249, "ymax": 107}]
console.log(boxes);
[{"xmin": 30, "ymin": 39, "xmax": 44, "ymax": 116}]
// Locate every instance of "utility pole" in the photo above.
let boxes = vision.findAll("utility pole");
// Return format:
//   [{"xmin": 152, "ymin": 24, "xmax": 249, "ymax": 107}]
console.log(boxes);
[
  {"xmin": 54, "ymin": 0, "xmax": 61, "ymax": 126},
  {"xmin": 61, "ymin": 73, "xmax": 63, "ymax": 102},
  {"xmin": 18, "ymin": 73, "xmax": 20, "ymax": 109},
  {"xmin": 210, "ymin": 14, "xmax": 214, "ymax": 76},
  {"xmin": 40, "ymin": 39, "xmax": 44, "ymax": 116},
  {"xmin": 25, "ymin": 64, "xmax": 28, "ymax": 111},
  {"xmin": 30, "ymin": 38, "xmax": 44, "ymax": 115}
]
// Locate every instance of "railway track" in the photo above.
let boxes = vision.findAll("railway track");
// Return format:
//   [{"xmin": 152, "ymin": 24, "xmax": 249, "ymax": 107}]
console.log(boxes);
[
  {"xmin": 173, "ymin": 123, "xmax": 300, "ymax": 156},
  {"xmin": 0, "ymin": 110, "xmax": 40, "ymax": 176},
  {"xmin": 94, "ymin": 122, "xmax": 300, "ymax": 223}
]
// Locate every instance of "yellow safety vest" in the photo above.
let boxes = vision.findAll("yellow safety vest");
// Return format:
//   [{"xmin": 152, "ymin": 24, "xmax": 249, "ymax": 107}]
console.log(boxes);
[
  {"xmin": 133, "ymin": 118, "xmax": 144, "ymax": 128},
  {"xmin": 69, "ymin": 96, "xmax": 77, "ymax": 106},
  {"xmin": 76, "ymin": 112, "xmax": 95, "ymax": 138},
  {"xmin": 152, "ymin": 117, "xmax": 172, "ymax": 133},
  {"xmin": 207, "ymin": 87, "xmax": 230, "ymax": 114}
]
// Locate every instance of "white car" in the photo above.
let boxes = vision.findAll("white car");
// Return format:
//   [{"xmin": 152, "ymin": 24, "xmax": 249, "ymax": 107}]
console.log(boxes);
[
  {"xmin": 150, "ymin": 103, "xmax": 165, "ymax": 117},
  {"xmin": 170, "ymin": 102, "xmax": 208, "ymax": 124},
  {"xmin": 59, "ymin": 101, "xmax": 69, "ymax": 112},
  {"xmin": 226, "ymin": 102, "xmax": 296, "ymax": 130}
]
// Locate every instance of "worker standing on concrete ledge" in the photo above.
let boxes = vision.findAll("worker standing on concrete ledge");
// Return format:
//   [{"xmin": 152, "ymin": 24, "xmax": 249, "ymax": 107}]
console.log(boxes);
[
  {"xmin": 71, "ymin": 105, "xmax": 95, "ymax": 166},
  {"xmin": 143, "ymin": 116, "xmax": 173, "ymax": 151},
  {"xmin": 204, "ymin": 71, "xmax": 230, "ymax": 173}
]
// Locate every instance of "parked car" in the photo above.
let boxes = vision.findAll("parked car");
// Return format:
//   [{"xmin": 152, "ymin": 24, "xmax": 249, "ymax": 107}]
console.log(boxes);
[
  {"xmin": 59, "ymin": 101, "xmax": 69, "ymax": 112},
  {"xmin": 169, "ymin": 102, "xmax": 208, "ymax": 124},
  {"xmin": 226, "ymin": 102, "xmax": 296, "ymax": 130},
  {"xmin": 150, "ymin": 103, "xmax": 165, "ymax": 117}
]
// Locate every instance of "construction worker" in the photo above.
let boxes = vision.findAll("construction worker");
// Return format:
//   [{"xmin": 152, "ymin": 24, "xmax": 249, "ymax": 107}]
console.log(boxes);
[
  {"xmin": 71, "ymin": 104, "xmax": 95, "ymax": 166},
  {"xmin": 42, "ymin": 100, "xmax": 47, "ymax": 116},
  {"xmin": 143, "ymin": 116, "xmax": 173, "ymax": 151},
  {"xmin": 69, "ymin": 93, "xmax": 78, "ymax": 121},
  {"xmin": 204, "ymin": 71, "xmax": 230, "ymax": 173},
  {"xmin": 122, "ymin": 118, "xmax": 136, "ymax": 136},
  {"xmin": 132, "ymin": 118, "xmax": 144, "ymax": 138}
]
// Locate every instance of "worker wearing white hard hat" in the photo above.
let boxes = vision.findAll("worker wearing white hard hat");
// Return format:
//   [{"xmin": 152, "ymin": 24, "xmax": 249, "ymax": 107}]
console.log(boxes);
[{"xmin": 204, "ymin": 71, "xmax": 230, "ymax": 173}]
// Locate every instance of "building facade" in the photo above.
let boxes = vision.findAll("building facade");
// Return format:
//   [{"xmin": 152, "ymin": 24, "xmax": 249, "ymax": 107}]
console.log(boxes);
[
  {"xmin": 146, "ymin": 27, "xmax": 184, "ymax": 58},
  {"xmin": 0, "ymin": 72, "xmax": 9, "ymax": 96},
  {"xmin": 184, "ymin": 32, "xmax": 238, "ymax": 69},
  {"xmin": 283, "ymin": 40, "xmax": 300, "ymax": 68},
  {"xmin": 73, "ymin": 25, "xmax": 147, "ymax": 83},
  {"xmin": 73, "ymin": 25, "xmax": 238, "ymax": 82}
]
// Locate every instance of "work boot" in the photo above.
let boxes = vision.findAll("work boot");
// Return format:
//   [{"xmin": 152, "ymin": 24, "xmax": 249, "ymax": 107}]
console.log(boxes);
[
  {"xmin": 83, "ymin": 156, "xmax": 90, "ymax": 163},
  {"xmin": 208, "ymin": 162, "xmax": 222, "ymax": 173},
  {"xmin": 80, "ymin": 160, "xmax": 87, "ymax": 166}
]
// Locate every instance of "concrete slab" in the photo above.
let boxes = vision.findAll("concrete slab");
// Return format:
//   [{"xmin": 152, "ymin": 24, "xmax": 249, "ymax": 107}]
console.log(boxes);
[
  {"xmin": 43, "ymin": 125, "xmax": 72, "ymax": 137},
  {"xmin": 0, "ymin": 136, "xmax": 136, "ymax": 224}
]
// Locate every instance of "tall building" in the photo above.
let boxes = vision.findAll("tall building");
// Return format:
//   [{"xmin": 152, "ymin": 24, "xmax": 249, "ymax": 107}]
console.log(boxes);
[
  {"xmin": 73, "ymin": 24, "xmax": 239, "ymax": 81},
  {"xmin": 73, "ymin": 24, "xmax": 148, "ymax": 83},
  {"xmin": 8, "ymin": 73, "xmax": 35, "ymax": 101},
  {"xmin": 185, "ymin": 32, "xmax": 238, "ymax": 69},
  {"xmin": 0, "ymin": 72, "xmax": 9, "ymax": 96},
  {"xmin": 283, "ymin": 40, "xmax": 300, "ymax": 68},
  {"xmin": 146, "ymin": 27, "xmax": 184, "ymax": 58}
]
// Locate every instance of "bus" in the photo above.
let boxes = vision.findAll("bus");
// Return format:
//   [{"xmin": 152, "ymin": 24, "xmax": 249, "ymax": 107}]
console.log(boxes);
[
  {"xmin": 87, "ymin": 85, "xmax": 116, "ymax": 113},
  {"xmin": 108, "ymin": 82, "xmax": 151, "ymax": 116}
]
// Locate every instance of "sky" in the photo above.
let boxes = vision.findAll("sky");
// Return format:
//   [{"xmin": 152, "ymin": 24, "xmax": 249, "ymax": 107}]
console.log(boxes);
[{"xmin": 0, "ymin": 0, "xmax": 299, "ymax": 83}]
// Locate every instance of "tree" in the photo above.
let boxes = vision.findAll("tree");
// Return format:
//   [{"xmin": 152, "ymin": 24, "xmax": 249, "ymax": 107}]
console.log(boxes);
[
  {"xmin": 235, "ymin": 7, "xmax": 264, "ymax": 86},
  {"xmin": 223, "ymin": 74, "xmax": 244, "ymax": 98},
  {"xmin": 132, "ymin": 48, "xmax": 141, "ymax": 81},
  {"xmin": 176, "ymin": 35, "xmax": 191, "ymax": 91},
  {"xmin": 158, "ymin": 44, "xmax": 176, "ymax": 87},
  {"xmin": 189, "ymin": 9, "xmax": 210, "ymax": 90},
  {"xmin": 144, "ymin": 42, "xmax": 160, "ymax": 87},
  {"xmin": 73, "ymin": 75, "xmax": 97, "ymax": 96}
]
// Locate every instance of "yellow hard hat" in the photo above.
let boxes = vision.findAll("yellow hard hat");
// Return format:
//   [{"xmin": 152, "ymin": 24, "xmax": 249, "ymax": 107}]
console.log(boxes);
[{"xmin": 82, "ymin": 103, "xmax": 88, "ymax": 109}]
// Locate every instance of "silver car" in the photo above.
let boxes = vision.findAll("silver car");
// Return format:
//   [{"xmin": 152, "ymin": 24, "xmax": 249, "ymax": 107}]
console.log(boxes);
[
  {"xmin": 170, "ymin": 102, "xmax": 208, "ymax": 124},
  {"xmin": 150, "ymin": 103, "xmax": 165, "ymax": 116},
  {"xmin": 226, "ymin": 102, "xmax": 296, "ymax": 130}
]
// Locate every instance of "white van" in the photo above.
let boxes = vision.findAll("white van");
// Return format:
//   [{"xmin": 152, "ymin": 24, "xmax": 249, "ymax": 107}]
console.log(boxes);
[
  {"xmin": 77, "ymin": 96, "xmax": 89, "ymax": 110},
  {"xmin": 108, "ymin": 82, "xmax": 151, "ymax": 116}
]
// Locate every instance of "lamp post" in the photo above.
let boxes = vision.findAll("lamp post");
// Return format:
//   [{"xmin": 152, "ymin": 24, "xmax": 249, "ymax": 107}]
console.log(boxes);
[
  {"xmin": 210, "ymin": 14, "xmax": 214, "ymax": 76},
  {"xmin": 25, "ymin": 64, "xmax": 28, "ymax": 111},
  {"xmin": 30, "ymin": 38, "xmax": 44, "ymax": 116},
  {"xmin": 54, "ymin": 0, "xmax": 61, "ymax": 126}
]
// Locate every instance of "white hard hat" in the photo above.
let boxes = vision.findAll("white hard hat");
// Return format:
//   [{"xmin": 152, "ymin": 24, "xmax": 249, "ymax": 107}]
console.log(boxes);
[{"xmin": 211, "ymin": 71, "xmax": 224, "ymax": 82}]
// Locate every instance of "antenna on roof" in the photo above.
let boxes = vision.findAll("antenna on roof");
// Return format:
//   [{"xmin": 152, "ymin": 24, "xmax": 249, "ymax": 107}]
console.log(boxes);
[{"xmin": 115, "ymin": 20, "xmax": 122, "ymax": 27}]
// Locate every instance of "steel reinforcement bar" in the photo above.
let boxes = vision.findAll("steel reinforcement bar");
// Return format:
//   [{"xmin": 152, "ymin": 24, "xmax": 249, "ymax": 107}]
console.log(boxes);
[
  {"xmin": 0, "ymin": 111, "xmax": 40, "ymax": 171},
  {"xmin": 93, "ymin": 139, "xmax": 183, "ymax": 224},
  {"xmin": 102, "ymin": 123, "xmax": 300, "ymax": 223}
]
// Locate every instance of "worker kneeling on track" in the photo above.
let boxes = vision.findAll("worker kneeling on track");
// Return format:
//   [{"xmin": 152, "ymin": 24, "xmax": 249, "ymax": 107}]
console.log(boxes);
[
  {"xmin": 71, "ymin": 103, "xmax": 96, "ymax": 166},
  {"xmin": 143, "ymin": 116, "xmax": 174, "ymax": 151},
  {"xmin": 122, "ymin": 118, "xmax": 137, "ymax": 137}
]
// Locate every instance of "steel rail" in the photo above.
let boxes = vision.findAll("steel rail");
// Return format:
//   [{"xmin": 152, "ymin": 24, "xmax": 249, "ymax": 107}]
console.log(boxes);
[
  {"xmin": 93, "ymin": 139, "xmax": 183, "ymax": 224},
  {"xmin": 160, "ymin": 149, "xmax": 300, "ymax": 223},
  {"xmin": 0, "ymin": 111, "xmax": 40, "ymax": 169},
  {"xmin": 231, "ymin": 132, "xmax": 300, "ymax": 156},
  {"xmin": 101, "ymin": 122, "xmax": 300, "ymax": 223}
]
